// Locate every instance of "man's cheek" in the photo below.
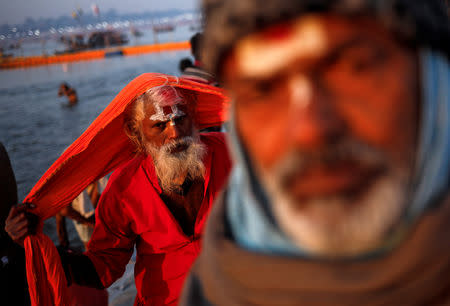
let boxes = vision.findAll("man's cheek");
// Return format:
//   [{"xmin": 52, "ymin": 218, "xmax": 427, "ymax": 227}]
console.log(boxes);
[
  {"xmin": 149, "ymin": 135, "xmax": 165, "ymax": 149},
  {"xmin": 186, "ymin": 120, "xmax": 195, "ymax": 136},
  {"xmin": 238, "ymin": 109, "xmax": 288, "ymax": 170}
]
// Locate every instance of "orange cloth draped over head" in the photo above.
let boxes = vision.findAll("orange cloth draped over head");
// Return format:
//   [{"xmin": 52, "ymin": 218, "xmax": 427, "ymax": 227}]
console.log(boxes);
[{"xmin": 21, "ymin": 73, "xmax": 230, "ymax": 306}]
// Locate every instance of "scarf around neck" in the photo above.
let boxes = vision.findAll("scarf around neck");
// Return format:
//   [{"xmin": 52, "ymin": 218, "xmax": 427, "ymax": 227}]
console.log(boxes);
[{"xmin": 194, "ymin": 193, "xmax": 450, "ymax": 306}]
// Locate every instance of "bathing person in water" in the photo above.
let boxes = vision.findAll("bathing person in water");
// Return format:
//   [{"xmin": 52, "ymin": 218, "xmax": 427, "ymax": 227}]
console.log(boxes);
[{"xmin": 58, "ymin": 82, "xmax": 78, "ymax": 106}]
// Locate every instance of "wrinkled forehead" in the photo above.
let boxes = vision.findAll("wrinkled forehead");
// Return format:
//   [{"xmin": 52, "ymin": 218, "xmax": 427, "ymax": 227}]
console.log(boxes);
[
  {"xmin": 223, "ymin": 14, "xmax": 410, "ymax": 84},
  {"xmin": 153, "ymin": 85, "xmax": 185, "ymax": 107},
  {"xmin": 227, "ymin": 14, "xmax": 389, "ymax": 80},
  {"xmin": 230, "ymin": 15, "xmax": 328, "ymax": 78}
]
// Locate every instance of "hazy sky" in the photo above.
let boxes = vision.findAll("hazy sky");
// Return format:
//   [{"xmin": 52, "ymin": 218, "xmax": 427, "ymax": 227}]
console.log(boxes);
[{"xmin": 1, "ymin": 0, "xmax": 199, "ymax": 25}]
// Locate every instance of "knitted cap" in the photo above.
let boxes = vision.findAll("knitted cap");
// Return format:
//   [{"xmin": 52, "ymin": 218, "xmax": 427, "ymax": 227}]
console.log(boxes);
[{"xmin": 202, "ymin": 0, "xmax": 449, "ymax": 76}]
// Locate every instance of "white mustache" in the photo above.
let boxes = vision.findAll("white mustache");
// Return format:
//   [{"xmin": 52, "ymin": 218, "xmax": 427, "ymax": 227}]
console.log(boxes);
[
  {"xmin": 151, "ymin": 135, "xmax": 206, "ymax": 192},
  {"xmin": 271, "ymin": 139, "xmax": 388, "ymax": 188},
  {"xmin": 160, "ymin": 136, "xmax": 196, "ymax": 154}
]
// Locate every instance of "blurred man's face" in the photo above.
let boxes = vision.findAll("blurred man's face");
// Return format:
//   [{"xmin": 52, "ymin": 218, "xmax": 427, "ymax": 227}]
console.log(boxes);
[{"xmin": 222, "ymin": 15, "xmax": 418, "ymax": 256}]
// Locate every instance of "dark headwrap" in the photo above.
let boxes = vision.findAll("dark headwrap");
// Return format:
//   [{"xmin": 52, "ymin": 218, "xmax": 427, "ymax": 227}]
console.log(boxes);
[{"xmin": 202, "ymin": 0, "xmax": 450, "ymax": 76}]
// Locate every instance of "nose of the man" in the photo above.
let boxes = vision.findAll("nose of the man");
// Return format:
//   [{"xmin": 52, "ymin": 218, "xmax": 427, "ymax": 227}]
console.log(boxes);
[
  {"xmin": 166, "ymin": 121, "xmax": 182, "ymax": 141},
  {"xmin": 287, "ymin": 75, "xmax": 344, "ymax": 149}
]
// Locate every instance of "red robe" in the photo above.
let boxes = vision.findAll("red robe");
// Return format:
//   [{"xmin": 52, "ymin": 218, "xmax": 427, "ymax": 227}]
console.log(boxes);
[{"xmin": 86, "ymin": 132, "xmax": 231, "ymax": 305}]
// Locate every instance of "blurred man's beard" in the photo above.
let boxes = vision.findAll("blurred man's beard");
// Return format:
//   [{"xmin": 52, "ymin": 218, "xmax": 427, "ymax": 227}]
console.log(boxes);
[
  {"xmin": 259, "ymin": 139, "xmax": 410, "ymax": 257},
  {"xmin": 146, "ymin": 134, "xmax": 206, "ymax": 192}
]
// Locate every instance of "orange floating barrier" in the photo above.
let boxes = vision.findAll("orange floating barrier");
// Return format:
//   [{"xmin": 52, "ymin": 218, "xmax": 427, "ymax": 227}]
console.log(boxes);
[
  {"xmin": 122, "ymin": 41, "xmax": 190, "ymax": 56},
  {"xmin": 0, "ymin": 41, "xmax": 190, "ymax": 69}
]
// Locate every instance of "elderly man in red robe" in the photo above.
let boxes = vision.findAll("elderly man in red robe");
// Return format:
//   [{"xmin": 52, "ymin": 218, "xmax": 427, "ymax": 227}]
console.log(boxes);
[{"xmin": 6, "ymin": 80, "xmax": 231, "ymax": 305}]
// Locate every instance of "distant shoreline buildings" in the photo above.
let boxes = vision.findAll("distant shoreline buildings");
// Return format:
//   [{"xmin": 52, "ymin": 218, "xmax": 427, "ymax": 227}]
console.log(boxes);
[{"xmin": 0, "ymin": 9, "xmax": 200, "ymax": 44}]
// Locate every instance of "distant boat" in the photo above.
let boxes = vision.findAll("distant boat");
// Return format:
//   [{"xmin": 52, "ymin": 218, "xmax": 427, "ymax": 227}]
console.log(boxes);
[
  {"xmin": 130, "ymin": 27, "xmax": 144, "ymax": 38},
  {"xmin": 8, "ymin": 42, "xmax": 22, "ymax": 50},
  {"xmin": 0, "ymin": 47, "xmax": 14, "ymax": 59},
  {"xmin": 56, "ymin": 30, "xmax": 128, "ymax": 54},
  {"xmin": 153, "ymin": 24, "xmax": 175, "ymax": 33}
]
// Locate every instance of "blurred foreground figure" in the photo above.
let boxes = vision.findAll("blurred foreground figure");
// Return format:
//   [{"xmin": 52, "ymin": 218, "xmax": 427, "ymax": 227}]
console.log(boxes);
[
  {"xmin": 6, "ymin": 82, "xmax": 231, "ymax": 305},
  {"xmin": 0, "ymin": 143, "xmax": 30, "ymax": 305},
  {"xmin": 1, "ymin": 145, "xmax": 107, "ymax": 306},
  {"xmin": 182, "ymin": 0, "xmax": 450, "ymax": 305},
  {"xmin": 58, "ymin": 82, "xmax": 78, "ymax": 106}
]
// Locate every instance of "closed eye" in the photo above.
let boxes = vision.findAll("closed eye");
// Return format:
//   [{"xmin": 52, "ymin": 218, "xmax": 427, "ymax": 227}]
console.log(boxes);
[
  {"xmin": 173, "ymin": 115, "xmax": 186, "ymax": 125},
  {"xmin": 153, "ymin": 121, "xmax": 167, "ymax": 130}
]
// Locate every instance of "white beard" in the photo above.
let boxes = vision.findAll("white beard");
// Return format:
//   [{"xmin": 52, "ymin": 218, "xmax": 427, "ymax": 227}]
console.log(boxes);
[
  {"xmin": 146, "ymin": 135, "xmax": 206, "ymax": 192},
  {"xmin": 258, "ymin": 142, "xmax": 410, "ymax": 257}
]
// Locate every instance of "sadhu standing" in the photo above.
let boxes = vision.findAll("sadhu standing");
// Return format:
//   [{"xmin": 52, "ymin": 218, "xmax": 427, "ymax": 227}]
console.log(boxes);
[{"xmin": 5, "ymin": 74, "xmax": 231, "ymax": 305}]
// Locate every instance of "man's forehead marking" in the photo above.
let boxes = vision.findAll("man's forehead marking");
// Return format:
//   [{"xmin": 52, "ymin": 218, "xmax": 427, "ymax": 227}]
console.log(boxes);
[
  {"xmin": 234, "ymin": 16, "xmax": 327, "ymax": 78},
  {"xmin": 147, "ymin": 85, "xmax": 187, "ymax": 122},
  {"xmin": 163, "ymin": 105, "xmax": 174, "ymax": 116},
  {"xmin": 150, "ymin": 103, "xmax": 185, "ymax": 122}
]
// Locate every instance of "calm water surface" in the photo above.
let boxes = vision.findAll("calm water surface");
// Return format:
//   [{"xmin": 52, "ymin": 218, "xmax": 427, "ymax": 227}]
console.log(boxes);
[{"xmin": 0, "ymin": 45, "xmax": 191, "ymax": 243}]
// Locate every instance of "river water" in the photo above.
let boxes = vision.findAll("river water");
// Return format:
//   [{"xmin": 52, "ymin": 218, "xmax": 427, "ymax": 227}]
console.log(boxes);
[{"xmin": 0, "ymin": 27, "xmax": 193, "ymax": 250}]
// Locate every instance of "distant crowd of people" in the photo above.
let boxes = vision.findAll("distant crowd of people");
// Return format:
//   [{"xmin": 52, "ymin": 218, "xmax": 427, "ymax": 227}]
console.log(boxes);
[{"xmin": 2, "ymin": 0, "xmax": 450, "ymax": 305}]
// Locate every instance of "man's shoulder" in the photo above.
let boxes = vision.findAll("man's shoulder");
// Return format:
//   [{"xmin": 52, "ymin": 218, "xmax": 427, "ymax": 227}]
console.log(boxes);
[
  {"xmin": 107, "ymin": 155, "xmax": 149, "ymax": 194},
  {"xmin": 111, "ymin": 154, "xmax": 145, "ymax": 177}
]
